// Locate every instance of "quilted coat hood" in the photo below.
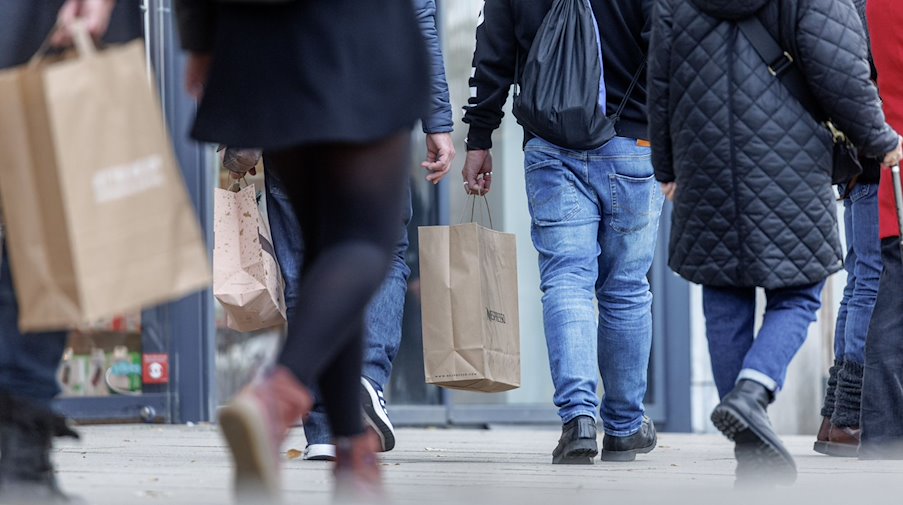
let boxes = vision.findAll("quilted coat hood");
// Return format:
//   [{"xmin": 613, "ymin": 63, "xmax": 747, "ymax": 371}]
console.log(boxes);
[{"xmin": 689, "ymin": 0, "xmax": 769, "ymax": 20}]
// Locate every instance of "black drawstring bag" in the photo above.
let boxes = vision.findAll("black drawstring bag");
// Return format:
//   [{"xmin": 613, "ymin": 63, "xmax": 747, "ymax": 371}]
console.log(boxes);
[{"xmin": 513, "ymin": 0, "xmax": 616, "ymax": 151}]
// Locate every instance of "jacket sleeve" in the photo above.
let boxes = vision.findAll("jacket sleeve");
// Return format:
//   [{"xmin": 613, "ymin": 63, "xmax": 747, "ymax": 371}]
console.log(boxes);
[
  {"xmin": 795, "ymin": 0, "xmax": 898, "ymax": 158},
  {"xmin": 414, "ymin": 0, "xmax": 454, "ymax": 134},
  {"xmin": 462, "ymin": 0, "xmax": 517, "ymax": 151},
  {"xmin": 648, "ymin": 0, "xmax": 674, "ymax": 182},
  {"xmin": 173, "ymin": 0, "xmax": 216, "ymax": 53}
]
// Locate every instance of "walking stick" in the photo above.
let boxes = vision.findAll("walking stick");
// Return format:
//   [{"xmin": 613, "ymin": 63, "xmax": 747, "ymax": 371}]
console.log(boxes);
[{"xmin": 892, "ymin": 164, "xmax": 903, "ymax": 264}]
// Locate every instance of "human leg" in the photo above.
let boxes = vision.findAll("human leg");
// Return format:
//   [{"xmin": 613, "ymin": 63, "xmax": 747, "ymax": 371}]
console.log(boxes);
[
  {"xmin": 831, "ymin": 185, "xmax": 881, "ymax": 449},
  {"xmin": 523, "ymin": 138, "xmax": 602, "ymax": 464},
  {"xmin": 712, "ymin": 281, "xmax": 824, "ymax": 485},
  {"xmin": 592, "ymin": 137, "xmax": 663, "ymax": 461},
  {"xmin": 219, "ymin": 133, "xmax": 410, "ymax": 499},
  {"xmin": 701, "ymin": 286, "xmax": 756, "ymax": 399},
  {"xmin": 860, "ymin": 237, "xmax": 903, "ymax": 460},
  {"xmin": 0, "ymin": 243, "xmax": 76, "ymax": 504}
]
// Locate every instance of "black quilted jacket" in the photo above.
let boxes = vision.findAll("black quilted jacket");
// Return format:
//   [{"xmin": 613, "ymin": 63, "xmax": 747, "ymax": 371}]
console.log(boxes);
[{"xmin": 648, "ymin": 0, "xmax": 899, "ymax": 289}]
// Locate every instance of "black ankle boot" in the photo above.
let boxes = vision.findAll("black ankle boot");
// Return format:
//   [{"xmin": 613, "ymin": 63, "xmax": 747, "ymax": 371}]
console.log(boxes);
[
  {"xmin": 0, "ymin": 393, "xmax": 82, "ymax": 504},
  {"xmin": 552, "ymin": 416, "xmax": 598, "ymax": 465},
  {"xmin": 711, "ymin": 379, "xmax": 797, "ymax": 485}
]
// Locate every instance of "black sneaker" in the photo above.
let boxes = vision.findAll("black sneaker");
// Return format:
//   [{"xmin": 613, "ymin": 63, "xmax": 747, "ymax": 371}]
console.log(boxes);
[
  {"xmin": 552, "ymin": 416, "xmax": 598, "ymax": 465},
  {"xmin": 710, "ymin": 379, "xmax": 797, "ymax": 485},
  {"xmin": 601, "ymin": 416, "xmax": 657, "ymax": 462},
  {"xmin": 360, "ymin": 377, "xmax": 395, "ymax": 453}
]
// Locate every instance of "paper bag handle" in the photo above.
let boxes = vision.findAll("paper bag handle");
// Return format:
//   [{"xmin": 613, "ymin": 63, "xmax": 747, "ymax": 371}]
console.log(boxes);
[
  {"xmin": 458, "ymin": 195, "xmax": 495, "ymax": 230},
  {"xmin": 28, "ymin": 20, "xmax": 98, "ymax": 68}
]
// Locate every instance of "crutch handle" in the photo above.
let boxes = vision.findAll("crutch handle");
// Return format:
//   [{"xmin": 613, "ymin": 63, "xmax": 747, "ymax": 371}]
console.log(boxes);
[{"xmin": 891, "ymin": 164, "xmax": 903, "ymax": 263}]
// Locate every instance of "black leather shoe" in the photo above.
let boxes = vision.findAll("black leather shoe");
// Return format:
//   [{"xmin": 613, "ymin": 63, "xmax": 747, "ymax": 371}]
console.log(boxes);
[
  {"xmin": 601, "ymin": 416, "xmax": 657, "ymax": 462},
  {"xmin": 552, "ymin": 416, "xmax": 598, "ymax": 465},
  {"xmin": 711, "ymin": 380, "xmax": 797, "ymax": 485}
]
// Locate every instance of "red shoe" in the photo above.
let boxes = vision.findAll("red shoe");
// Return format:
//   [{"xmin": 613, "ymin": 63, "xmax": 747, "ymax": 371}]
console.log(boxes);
[
  {"xmin": 219, "ymin": 366, "xmax": 313, "ymax": 502},
  {"xmin": 333, "ymin": 431, "xmax": 385, "ymax": 504}
]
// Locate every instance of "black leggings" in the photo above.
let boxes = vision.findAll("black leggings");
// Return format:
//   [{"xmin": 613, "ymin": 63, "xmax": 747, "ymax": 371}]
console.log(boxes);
[{"xmin": 266, "ymin": 133, "xmax": 409, "ymax": 439}]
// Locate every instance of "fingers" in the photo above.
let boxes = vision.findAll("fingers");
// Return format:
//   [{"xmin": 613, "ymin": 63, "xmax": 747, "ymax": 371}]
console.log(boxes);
[
  {"xmin": 52, "ymin": 0, "xmax": 115, "ymax": 47},
  {"xmin": 51, "ymin": 1, "xmax": 80, "ymax": 47}
]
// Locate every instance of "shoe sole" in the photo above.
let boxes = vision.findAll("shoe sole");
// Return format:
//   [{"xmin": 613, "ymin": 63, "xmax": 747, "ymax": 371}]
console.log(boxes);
[
  {"xmin": 711, "ymin": 405, "xmax": 797, "ymax": 485},
  {"xmin": 552, "ymin": 439, "xmax": 598, "ymax": 465},
  {"xmin": 822, "ymin": 441, "xmax": 859, "ymax": 458},
  {"xmin": 218, "ymin": 398, "xmax": 282, "ymax": 502},
  {"xmin": 303, "ymin": 444, "xmax": 337, "ymax": 462},
  {"xmin": 813, "ymin": 440, "xmax": 829, "ymax": 455},
  {"xmin": 600, "ymin": 434, "xmax": 658, "ymax": 462},
  {"xmin": 361, "ymin": 378, "xmax": 395, "ymax": 453}
]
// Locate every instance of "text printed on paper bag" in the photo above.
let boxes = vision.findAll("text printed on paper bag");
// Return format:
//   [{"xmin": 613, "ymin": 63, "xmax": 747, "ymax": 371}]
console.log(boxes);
[
  {"xmin": 486, "ymin": 307, "xmax": 507, "ymax": 324},
  {"xmin": 92, "ymin": 155, "xmax": 165, "ymax": 204}
]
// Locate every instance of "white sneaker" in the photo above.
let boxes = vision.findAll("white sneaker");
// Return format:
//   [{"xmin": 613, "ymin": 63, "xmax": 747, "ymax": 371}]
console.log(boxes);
[
  {"xmin": 302, "ymin": 443, "xmax": 336, "ymax": 461},
  {"xmin": 360, "ymin": 377, "xmax": 396, "ymax": 452}
]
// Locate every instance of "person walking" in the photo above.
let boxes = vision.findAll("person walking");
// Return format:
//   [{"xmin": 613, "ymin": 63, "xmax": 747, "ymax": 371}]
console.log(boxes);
[
  {"xmin": 860, "ymin": 0, "xmax": 903, "ymax": 461},
  {"xmin": 648, "ymin": 0, "xmax": 902, "ymax": 483},
  {"xmin": 253, "ymin": 0, "xmax": 455, "ymax": 461},
  {"xmin": 814, "ymin": 0, "xmax": 883, "ymax": 458},
  {"xmin": 463, "ymin": 0, "xmax": 662, "ymax": 464},
  {"xmin": 0, "ymin": 1, "xmax": 117, "ymax": 504},
  {"xmin": 174, "ymin": 1, "xmax": 428, "ymax": 502}
]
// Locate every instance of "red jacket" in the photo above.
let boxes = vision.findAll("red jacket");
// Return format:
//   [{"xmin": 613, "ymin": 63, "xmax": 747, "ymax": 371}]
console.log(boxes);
[{"xmin": 869, "ymin": 0, "xmax": 903, "ymax": 240}]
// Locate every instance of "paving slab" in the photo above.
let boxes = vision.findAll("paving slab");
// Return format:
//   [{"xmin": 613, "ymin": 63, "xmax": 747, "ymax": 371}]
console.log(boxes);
[{"xmin": 49, "ymin": 425, "xmax": 903, "ymax": 505}]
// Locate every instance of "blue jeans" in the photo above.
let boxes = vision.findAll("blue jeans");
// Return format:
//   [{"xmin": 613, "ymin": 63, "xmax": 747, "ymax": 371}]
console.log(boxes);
[
  {"xmin": 702, "ymin": 282, "xmax": 824, "ymax": 398},
  {"xmin": 0, "ymin": 244, "xmax": 68, "ymax": 407},
  {"xmin": 834, "ymin": 184, "xmax": 881, "ymax": 366},
  {"xmin": 523, "ymin": 136, "xmax": 663, "ymax": 437},
  {"xmin": 265, "ymin": 169, "xmax": 411, "ymax": 445}
]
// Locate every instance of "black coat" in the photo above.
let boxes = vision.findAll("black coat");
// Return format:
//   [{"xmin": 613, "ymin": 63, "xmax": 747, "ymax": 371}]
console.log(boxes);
[
  {"xmin": 174, "ymin": 1, "xmax": 428, "ymax": 150},
  {"xmin": 648, "ymin": 0, "xmax": 898, "ymax": 289},
  {"xmin": 463, "ymin": 0, "xmax": 652, "ymax": 150}
]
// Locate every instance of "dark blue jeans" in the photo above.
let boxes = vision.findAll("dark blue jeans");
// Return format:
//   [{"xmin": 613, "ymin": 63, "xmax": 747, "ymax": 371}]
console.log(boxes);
[
  {"xmin": 265, "ymin": 169, "xmax": 411, "ymax": 445},
  {"xmin": 0, "ymin": 244, "xmax": 68, "ymax": 407},
  {"xmin": 702, "ymin": 282, "xmax": 824, "ymax": 398},
  {"xmin": 860, "ymin": 237, "xmax": 903, "ymax": 459},
  {"xmin": 834, "ymin": 184, "xmax": 882, "ymax": 365}
]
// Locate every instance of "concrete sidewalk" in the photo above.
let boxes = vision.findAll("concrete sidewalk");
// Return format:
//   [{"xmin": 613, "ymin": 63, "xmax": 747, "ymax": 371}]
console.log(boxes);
[{"xmin": 53, "ymin": 425, "xmax": 903, "ymax": 505}]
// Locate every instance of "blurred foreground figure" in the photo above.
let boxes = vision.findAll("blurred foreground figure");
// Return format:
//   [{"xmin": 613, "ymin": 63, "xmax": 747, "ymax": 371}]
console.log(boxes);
[
  {"xmin": 174, "ymin": 1, "xmax": 428, "ymax": 502},
  {"xmin": 0, "ymin": 2, "xmax": 116, "ymax": 504},
  {"xmin": 648, "ymin": 0, "xmax": 902, "ymax": 485}
]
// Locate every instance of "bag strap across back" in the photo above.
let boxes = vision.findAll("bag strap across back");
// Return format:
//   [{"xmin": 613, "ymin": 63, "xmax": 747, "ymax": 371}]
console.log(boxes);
[{"xmin": 737, "ymin": 14, "xmax": 824, "ymax": 122}]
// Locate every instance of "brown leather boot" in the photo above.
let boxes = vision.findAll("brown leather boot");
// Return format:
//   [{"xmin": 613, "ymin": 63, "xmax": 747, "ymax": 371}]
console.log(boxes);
[
  {"xmin": 813, "ymin": 417, "xmax": 831, "ymax": 454},
  {"xmin": 824, "ymin": 424, "xmax": 861, "ymax": 458},
  {"xmin": 218, "ymin": 366, "xmax": 313, "ymax": 502},
  {"xmin": 333, "ymin": 431, "xmax": 385, "ymax": 504}
]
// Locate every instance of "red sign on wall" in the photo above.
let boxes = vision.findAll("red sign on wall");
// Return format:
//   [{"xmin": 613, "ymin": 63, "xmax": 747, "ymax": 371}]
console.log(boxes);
[{"xmin": 142, "ymin": 354, "xmax": 170, "ymax": 384}]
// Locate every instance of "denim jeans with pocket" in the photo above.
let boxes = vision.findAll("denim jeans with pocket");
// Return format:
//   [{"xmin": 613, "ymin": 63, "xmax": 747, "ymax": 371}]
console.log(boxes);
[
  {"xmin": 265, "ymin": 168, "xmax": 411, "ymax": 445},
  {"xmin": 523, "ymin": 136, "xmax": 663, "ymax": 437},
  {"xmin": 702, "ymin": 282, "xmax": 825, "ymax": 398},
  {"xmin": 0, "ymin": 243, "xmax": 68, "ymax": 407},
  {"xmin": 860, "ymin": 237, "xmax": 903, "ymax": 459},
  {"xmin": 834, "ymin": 183, "xmax": 882, "ymax": 366}
]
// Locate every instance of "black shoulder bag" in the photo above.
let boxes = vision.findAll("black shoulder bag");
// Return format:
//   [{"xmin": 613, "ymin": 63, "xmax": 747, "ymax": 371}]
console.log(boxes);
[{"xmin": 738, "ymin": 14, "xmax": 863, "ymax": 186}]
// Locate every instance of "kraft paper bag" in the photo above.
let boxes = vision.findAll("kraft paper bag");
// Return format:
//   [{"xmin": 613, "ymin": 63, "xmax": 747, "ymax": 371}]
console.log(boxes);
[
  {"xmin": 0, "ymin": 34, "xmax": 210, "ymax": 331},
  {"xmin": 213, "ymin": 183, "xmax": 286, "ymax": 332},
  {"xmin": 419, "ymin": 222, "xmax": 521, "ymax": 393}
]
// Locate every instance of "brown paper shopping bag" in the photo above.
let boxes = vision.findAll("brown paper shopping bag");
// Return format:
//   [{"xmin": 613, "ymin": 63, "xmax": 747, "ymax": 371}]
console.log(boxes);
[
  {"xmin": 419, "ymin": 217, "xmax": 520, "ymax": 393},
  {"xmin": 213, "ymin": 183, "xmax": 286, "ymax": 332},
  {"xmin": 0, "ymin": 33, "xmax": 210, "ymax": 331}
]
